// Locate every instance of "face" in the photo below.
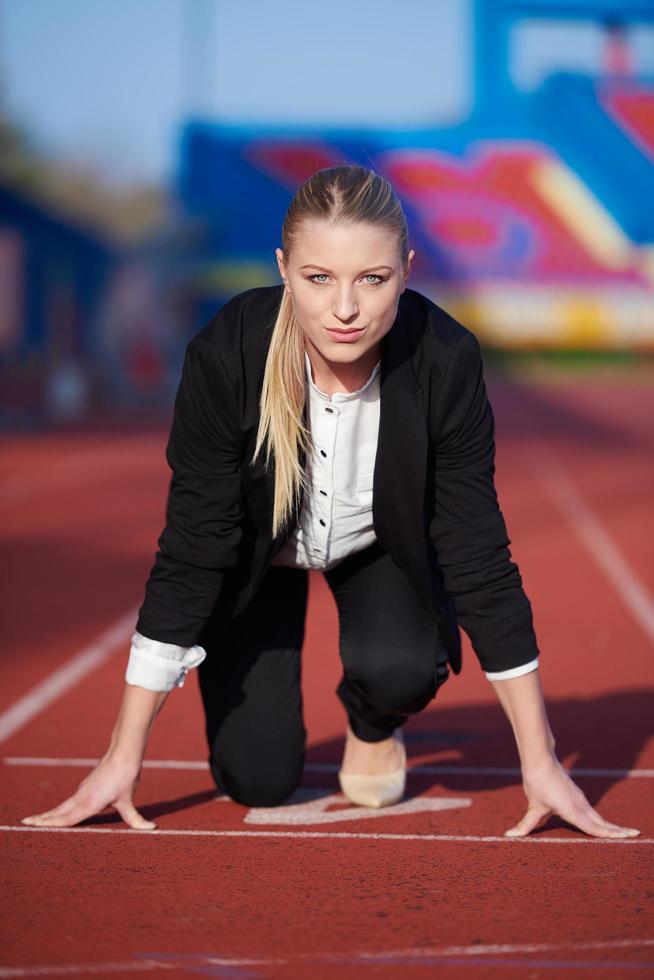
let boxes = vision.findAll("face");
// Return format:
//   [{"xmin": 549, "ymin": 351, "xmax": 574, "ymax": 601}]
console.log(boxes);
[{"xmin": 275, "ymin": 218, "xmax": 414, "ymax": 382}]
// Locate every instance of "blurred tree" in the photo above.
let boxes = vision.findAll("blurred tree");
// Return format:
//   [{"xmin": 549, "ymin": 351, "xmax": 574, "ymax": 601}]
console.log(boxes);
[{"xmin": 0, "ymin": 111, "xmax": 168, "ymax": 243}]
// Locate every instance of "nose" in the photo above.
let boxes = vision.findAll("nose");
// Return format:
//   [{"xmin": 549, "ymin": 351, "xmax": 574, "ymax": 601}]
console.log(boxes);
[{"xmin": 332, "ymin": 287, "xmax": 359, "ymax": 323}]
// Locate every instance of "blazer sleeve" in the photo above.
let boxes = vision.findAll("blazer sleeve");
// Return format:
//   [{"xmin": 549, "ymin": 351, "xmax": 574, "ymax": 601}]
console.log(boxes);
[
  {"xmin": 428, "ymin": 330, "xmax": 541, "ymax": 674},
  {"xmin": 135, "ymin": 336, "xmax": 244, "ymax": 646}
]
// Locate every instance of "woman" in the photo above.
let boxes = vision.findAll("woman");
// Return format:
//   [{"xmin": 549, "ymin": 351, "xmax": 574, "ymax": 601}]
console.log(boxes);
[{"xmin": 22, "ymin": 165, "xmax": 639, "ymax": 838}]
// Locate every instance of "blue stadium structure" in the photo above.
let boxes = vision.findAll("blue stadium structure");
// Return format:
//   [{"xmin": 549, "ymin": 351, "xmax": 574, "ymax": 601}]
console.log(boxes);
[{"xmin": 176, "ymin": 0, "xmax": 654, "ymax": 349}]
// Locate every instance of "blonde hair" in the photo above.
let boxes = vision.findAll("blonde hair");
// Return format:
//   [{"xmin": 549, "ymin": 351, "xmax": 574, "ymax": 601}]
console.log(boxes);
[{"xmin": 251, "ymin": 164, "xmax": 410, "ymax": 538}]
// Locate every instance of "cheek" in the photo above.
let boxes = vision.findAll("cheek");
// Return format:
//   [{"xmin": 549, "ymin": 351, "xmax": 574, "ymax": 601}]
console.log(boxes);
[
  {"xmin": 293, "ymin": 289, "xmax": 326, "ymax": 325},
  {"xmin": 368, "ymin": 292, "xmax": 400, "ymax": 325}
]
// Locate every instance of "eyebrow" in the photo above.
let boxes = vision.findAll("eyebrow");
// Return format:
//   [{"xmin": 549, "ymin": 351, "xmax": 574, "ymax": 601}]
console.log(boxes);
[{"xmin": 299, "ymin": 264, "xmax": 394, "ymax": 274}]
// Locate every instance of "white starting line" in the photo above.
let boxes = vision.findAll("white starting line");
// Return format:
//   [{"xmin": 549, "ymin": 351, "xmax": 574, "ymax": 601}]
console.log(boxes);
[{"xmin": 2, "ymin": 825, "xmax": 652, "ymax": 844}]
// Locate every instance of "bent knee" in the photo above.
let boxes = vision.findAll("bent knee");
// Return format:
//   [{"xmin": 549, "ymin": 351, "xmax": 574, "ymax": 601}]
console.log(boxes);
[
  {"xmin": 210, "ymin": 757, "xmax": 303, "ymax": 808},
  {"xmin": 357, "ymin": 660, "xmax": 439, "ymax": 713}
]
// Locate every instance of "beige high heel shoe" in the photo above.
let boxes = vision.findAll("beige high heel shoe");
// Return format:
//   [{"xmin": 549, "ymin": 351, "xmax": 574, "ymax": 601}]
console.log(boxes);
[{"xmin": 338, "ymin": 728, "xmax": 406, "ymax": 808}]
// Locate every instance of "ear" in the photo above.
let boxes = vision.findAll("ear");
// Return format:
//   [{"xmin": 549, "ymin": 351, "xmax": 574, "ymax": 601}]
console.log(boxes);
[
  {"xmin": 402, "ymin": 249, "xmax": 415, "ymax": 290},
  {"xmin": 275, "ymin": 248, "xmax": 289, "ymax": 288}
]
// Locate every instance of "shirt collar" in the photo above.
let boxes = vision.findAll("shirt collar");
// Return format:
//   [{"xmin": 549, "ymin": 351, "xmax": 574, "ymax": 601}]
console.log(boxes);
[{"xmin": 304, "ymin": 349, "xmax": 381, "ymax": 403}]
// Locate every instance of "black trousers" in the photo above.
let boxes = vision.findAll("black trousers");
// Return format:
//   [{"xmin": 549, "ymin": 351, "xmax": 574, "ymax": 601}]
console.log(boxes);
[{"xmin": 197, "ymin": 538, "xmax": 450, "ymax": 807}]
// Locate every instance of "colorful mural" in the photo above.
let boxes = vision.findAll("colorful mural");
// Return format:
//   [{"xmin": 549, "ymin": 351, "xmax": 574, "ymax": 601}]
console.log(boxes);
[{"xmin": 176, "ymin": 1, "xmax": 654, "ymax": 349}]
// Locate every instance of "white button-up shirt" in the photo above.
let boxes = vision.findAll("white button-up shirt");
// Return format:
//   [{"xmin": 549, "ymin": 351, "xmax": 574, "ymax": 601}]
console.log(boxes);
[
  {"xmin": 125, "ymin": 349, "xmax": 538, "ymax": 691},
  {"xmin": 270, "ymin": 349, "xmax": 381, "ymax": 571}
]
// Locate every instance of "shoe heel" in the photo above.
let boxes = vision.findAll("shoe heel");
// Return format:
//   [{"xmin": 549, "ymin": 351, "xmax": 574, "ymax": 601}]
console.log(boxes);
[{"xmin": 338, "ymin": 731, "xmax": 406, "ymax": 808}]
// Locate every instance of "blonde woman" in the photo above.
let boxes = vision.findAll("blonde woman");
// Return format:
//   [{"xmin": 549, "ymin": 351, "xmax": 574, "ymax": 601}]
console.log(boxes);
[{"xmin": 23, "ymin": 166, "xmax": 639, "ymax": 839}]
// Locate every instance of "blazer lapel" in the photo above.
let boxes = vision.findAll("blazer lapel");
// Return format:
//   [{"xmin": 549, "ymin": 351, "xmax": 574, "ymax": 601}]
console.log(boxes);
[
  {"xmin": 373, "ymin": 302, "xmax": 462, "ymax": 665},
  {"xmin": 373, "ymin": 304, "xmax": 431, "ymax": 588}
]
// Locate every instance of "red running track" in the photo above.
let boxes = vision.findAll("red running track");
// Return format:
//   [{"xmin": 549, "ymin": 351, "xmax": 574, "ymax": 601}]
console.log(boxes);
[{"xmin": 1, "ymin": 371, "xmax": 653, "ymax": 978}]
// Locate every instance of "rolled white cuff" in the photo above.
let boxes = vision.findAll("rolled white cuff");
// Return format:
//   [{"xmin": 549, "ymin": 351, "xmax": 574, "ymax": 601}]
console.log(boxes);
[
  {"xmin": 485, "ymin": 657, "xmax": 539, "ymax": 681},
  {"xmin": 125, "ymin": 631, "xmax": 207, "ymax": 692}
]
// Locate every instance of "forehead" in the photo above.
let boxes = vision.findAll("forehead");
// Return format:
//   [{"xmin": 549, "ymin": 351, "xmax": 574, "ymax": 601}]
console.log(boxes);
[{"xmin": 290, "ymin": 218, "xmax": 399, "ymax": 267}]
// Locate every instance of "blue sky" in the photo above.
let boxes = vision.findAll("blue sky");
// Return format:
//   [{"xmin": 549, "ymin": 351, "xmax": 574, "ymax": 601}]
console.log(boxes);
[
  {"xmin": 0, "ymin": 0, "xmax": 471, "ymax": 186},
  {"xmin": 1, "ymin": 0, "xmax": 652, "ymax": 188}
]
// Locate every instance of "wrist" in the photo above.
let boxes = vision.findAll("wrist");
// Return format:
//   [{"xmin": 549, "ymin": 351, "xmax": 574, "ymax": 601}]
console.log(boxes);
[
  {"xmin": 104, "ymin": 739, "xmax": 144, "ymax": 772},
  {"xmin": 106, "ymin": 722, "xmax": 148, "ymax": 766},
  {"xmin": 517, "ymin": 726, "xmax": 556, "ymax": 768},
  {"xmin": 520, "ymin": 746, "xmax": 560, "ymax": 777}
]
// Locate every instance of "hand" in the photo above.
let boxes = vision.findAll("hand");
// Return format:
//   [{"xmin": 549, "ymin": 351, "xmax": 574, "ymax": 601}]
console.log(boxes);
[
  {"xmin": 505, "ymin": 755, "xmax": 641, "ymax": 839},
  {"xmin": 21, "ymin": 751, "xmax": 156, "ymax": 831}
]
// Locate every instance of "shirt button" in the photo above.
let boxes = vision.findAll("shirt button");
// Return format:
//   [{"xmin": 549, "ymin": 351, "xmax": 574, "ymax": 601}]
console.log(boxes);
[
  {"xmin": 320, "ymin": 450, "xmax": 327, "ymax": 457},
  {"xmin": 319, "ymin": 519, "xmax": 326, "ymax": 527},
  {"xmin": 319, "ymin": 490, "xmax": 327, "ymax": 496},
  {"xmin": 325, "ymin": 407, "xmax": 334, "ymax": 413}
]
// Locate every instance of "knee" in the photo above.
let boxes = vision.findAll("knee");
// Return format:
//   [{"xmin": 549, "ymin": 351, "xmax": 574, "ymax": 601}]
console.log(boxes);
[
  {"xmin": 354, "ymin": 657, "xmax": 439, "ymax": 714},
  {"xmin": 210, "ymin": 756, "xmax": 303, "ymax": 808}
]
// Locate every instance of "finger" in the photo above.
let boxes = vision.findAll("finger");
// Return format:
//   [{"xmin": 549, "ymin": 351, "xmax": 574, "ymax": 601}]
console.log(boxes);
[
  {"xmin": 568, "ymin": 816, "xmax": 635, "ymax": 838},
  {"xmin": 23, "ymin": 790, "xmax": 116, "ymax": 827},
  {"xmin": 504, "ymin": 804, "xmax": 550, "ymax": 837},
  {"xmin": 557, "ymin": 778, "xmax": 641, "ymax": 836},
  {"xmin": 21, "ymin": 793, "xmax": 85, "ymax": 823},
  {"xmin": 22, "ymin": 801, "xmax": 101, "ymax": 827},
  {"xmin": 578, "ymin": 803, "xmax": 640, "ymax": 836},
  {"xmin": 113, "ymin": 799, "xmax": 156, "ymax": 831},
  {"xmin": 556, "ymin": 802, "xmax": 640, "ymax": 839}
]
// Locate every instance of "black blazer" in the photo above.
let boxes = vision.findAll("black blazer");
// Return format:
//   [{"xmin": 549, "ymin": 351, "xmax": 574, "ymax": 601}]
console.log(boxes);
[{"xmin": 136, "ymin": 283, "xmax": 540, "ymax": 675}]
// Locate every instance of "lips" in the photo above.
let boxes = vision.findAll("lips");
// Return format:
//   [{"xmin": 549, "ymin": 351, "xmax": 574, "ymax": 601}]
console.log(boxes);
[{"xmin": 323, "ymin": 326, "xmax": 366, "ymax": 343}]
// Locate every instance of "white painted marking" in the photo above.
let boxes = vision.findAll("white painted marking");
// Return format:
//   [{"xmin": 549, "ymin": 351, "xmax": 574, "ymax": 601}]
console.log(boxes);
[
  {"xmin": 0, "ymin": 961, "xmax": 172, "ymax": 977},
  {"xmin": 243, "ymin": 788, "xmax": 472, "ymax": 825},
  {"xmin": 5, "ymin": 757, "xmax": 654, "ymax": 778},
  {"xmin": 526, "ymin": 439, "xmax": 654, "ymax": 643},
  {"xmin": 2, "ymin": 825, "xmax": 652, "ymax": 844},
  {"xmin": 385, "ymin": 938, "xmax": 654, "ymax": 956},
  {"xmin": 1, "ymin": 940, "xmax": 654, "ymax": 977},
  {"xmin": 0, "ymin": 609, "xmax": 138, "ymax": 744}
]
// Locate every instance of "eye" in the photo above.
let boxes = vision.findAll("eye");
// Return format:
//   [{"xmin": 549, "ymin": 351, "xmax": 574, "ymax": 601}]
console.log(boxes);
[{"xmin": 307, "ymin": 272, "xmax": 387, "ymax": 286}]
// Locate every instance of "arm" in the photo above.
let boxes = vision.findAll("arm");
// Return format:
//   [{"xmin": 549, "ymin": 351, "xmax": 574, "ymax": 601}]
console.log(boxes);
[
  {"xmin": 429, "ymin": 330, "xmax": 639, "ymax": 838},
  {"xmin": 23, "ymin": 338, "xmax": 244, "ymax": 829},
  {"xmin": 22, "ymin": 634, "xmax": 207, "ymax": 830},
  {"xmin": 490, "ymin": 669, "xmax": 640, "ymax": 839},
  {"xmin": 135, "ymin": 335, "xmax": 244, "ymax": 645},
  {"xmin": 22, "ymin": 683, "xmax": 167, "ymax": 830},
  {"xmin": 429, "ymin": 329, "xmax": 540, "ymax": 674}
]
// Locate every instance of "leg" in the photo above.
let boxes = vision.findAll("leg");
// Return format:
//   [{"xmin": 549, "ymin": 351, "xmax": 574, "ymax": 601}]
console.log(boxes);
[
  {"xmin": 196, "ymin": 564, "xmax": 309, "ymax": 807},
  {"xmin": 324, "ymin": 539, "xmax": 449, "ymax": 743}
]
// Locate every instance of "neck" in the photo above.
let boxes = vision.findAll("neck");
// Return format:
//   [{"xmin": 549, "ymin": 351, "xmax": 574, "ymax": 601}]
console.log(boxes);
[{"xmin": 305, "ymin": 341, "xmax": 381, "ymax": 396}]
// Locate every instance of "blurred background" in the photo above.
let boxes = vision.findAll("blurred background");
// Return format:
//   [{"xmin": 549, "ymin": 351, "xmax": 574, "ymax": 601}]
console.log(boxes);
[
  {"xmin": 0, "ymin": 0, "xmax": 652, "ymax": 427},
  {"xmin": 3, "ymin": 3, "xmax": 654, "ymax": 966}
]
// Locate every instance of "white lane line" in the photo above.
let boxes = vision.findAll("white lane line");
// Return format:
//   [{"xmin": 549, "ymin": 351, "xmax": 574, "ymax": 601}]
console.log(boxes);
[
  {"xmin": 374, "ymin": 938, "xmax": 654, "ymax": 956},
  {"xmin": 5, "ymin": 757, "xmax": 654, "ymax": 778},
  {"xmin": 0, "ymin": 609, "xmax": 138, "ymax": 744},
  {"xmin": 1, "ymin": 940, "xmax": 654, "ymax": 977},
  {"xmin": 525, "ymin": 439, "xmax": 654, "ymax": 643},
  {"xmin": 2, "ymin": 825, "xmax": 652, "ymax": 844},
  {"xmin": 0, "ymin": 962, "xmax": 171, "ymax": 977}
]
